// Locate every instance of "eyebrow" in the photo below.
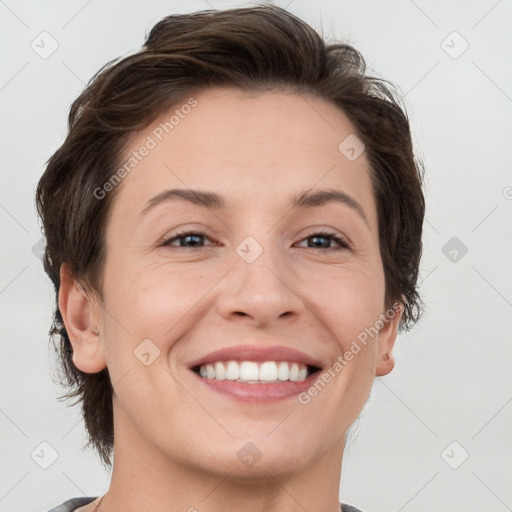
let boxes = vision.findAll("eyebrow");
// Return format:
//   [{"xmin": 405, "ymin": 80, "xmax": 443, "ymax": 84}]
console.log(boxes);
[{"xmin": 141, "ymin": 188, "xmax": 370, "ymax": 227}]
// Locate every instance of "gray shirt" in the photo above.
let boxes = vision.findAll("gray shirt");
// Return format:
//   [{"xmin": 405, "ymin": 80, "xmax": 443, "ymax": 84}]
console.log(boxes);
[{"xmin": 47, "ymin": 497, "xmax": 364, "ymax": 511}]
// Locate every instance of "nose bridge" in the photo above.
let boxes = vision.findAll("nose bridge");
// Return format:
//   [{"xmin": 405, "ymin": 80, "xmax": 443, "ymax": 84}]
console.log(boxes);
[
  {"xmin": 216, "ymin": 230, "xmax": 303, "ymax": 324},
  {"xmin": 237, "ymin": 233, "xmax": 285, "ymax": 291},
  {"xmin": 231, "ymin": 208, "xmax": 283, "ymax": 275}
]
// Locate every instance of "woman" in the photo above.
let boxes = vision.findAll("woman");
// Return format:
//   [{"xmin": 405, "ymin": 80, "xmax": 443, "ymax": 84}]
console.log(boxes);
[{"xmin": 37, "ymin": 4, "xmax": 424, "ymax": 511}]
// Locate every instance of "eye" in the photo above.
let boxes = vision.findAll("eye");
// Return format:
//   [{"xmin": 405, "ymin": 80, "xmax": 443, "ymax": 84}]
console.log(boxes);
[
  {"xmin": 160, "ymin": 230, "xmax": 350, "ymax": 251},
  {"xmin": 295, "ymin": 230, "xmax": 350, "ymax": 251},
  {"xmin": 160, "ymin": 231, "xmax": 215, "ymax": 249}
]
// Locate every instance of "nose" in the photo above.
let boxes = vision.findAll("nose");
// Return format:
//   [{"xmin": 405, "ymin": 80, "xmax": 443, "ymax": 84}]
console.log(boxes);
[{"xmin": 215, "ymin": 239, "xmax": 305, "ymax": 328}]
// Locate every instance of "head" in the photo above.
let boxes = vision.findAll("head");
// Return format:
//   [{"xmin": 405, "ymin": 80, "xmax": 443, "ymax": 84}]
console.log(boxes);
[{"xmin": 36, "ymin": 4, "xmax": 424, "ymax": 475}]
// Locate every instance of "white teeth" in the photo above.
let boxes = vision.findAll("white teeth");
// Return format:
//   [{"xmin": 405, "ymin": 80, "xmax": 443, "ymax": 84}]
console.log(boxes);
[
  {"xmin": 197, "ymin": 360, "xmax": 312, "ymax": 382},
  {"xmin": 289, "ymin": 362, "xmax": 299, "ymax": 381},
  {"xmin": 259, "ymin": 361, "xmax": 278, "ymax": 381},
  {"xmin": 239, "ymin": 361, "xmax": 259, "ymax": 381},
  {"xmin": 206, "ymin": 364, "xmax": 215, "ymax": 379},
  {"xmin": 277, "ymin": 361, "xmax": 289, "ymax": 380},
  {"xmin": 225, "ymin": 361, "xmax": 239, "ymax": 380},
  {"xmin": 214, "ymin": 362, "xmax": 226, "ymax": 380}
]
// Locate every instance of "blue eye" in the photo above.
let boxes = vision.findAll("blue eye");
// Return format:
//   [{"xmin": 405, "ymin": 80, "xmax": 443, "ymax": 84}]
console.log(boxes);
[
  {"xmin": 296, "ymin": 231, "xmax": 350, "ymax": 250},
  {"xmin": 161, "ymin": 231, "xmax": 213, "ymax": 248},
  {"xmin": 160, "ymin": 230, "xmax": 350, "ymax": 251}
]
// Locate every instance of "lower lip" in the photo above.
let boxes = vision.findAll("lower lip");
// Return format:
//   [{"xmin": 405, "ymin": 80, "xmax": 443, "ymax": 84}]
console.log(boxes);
[{"xmin": 191, "ymin": 370, "xmax": 321, "ymax": 402}]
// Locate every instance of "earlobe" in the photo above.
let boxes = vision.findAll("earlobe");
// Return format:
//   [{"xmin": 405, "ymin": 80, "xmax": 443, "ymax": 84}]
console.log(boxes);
[
  {"xmin": 376, "ymin": 352, "xmax": 395, "ymax": 377},
  {"xmin": 375, "ymin": 301, "xmax": 403, "ymax": 377},
  {"xmin": 58, "ymin": 263, "xmax": 106, "ymax": 373}
]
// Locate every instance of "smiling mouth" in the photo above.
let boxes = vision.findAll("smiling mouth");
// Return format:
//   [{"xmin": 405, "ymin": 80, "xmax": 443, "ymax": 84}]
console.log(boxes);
[{"xmin": 191, "ymin": 360, "xmax": 322, "ymax": 384}]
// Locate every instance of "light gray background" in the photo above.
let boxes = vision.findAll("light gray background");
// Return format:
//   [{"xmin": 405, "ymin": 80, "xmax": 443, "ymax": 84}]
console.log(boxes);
[{"xmin": 1, "ymin": 1, "xmax": 511, "ymax": 511}]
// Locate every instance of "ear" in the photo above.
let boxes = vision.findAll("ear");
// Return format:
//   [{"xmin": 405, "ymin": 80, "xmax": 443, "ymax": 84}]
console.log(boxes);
[
  {"xmin": 58, "ymin": 263, "xmax": 106, "ymax": 373},
  {"xmin": 375, "ymin": 301, "xmax": 404, "ymax": 377}
]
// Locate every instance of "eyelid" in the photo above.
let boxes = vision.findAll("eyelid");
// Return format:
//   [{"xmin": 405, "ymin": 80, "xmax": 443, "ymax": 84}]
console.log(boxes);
[
  {"xmin": 160, "ymin": 229, "xmax": 218, "ymax": 248},
  {"xmin": 296, "ymin": 229, "xmax": 351, "ymax": 250},
  {"xmin": 157, "ymin": 224, "xmax": 220, "ymax": 245},
  {"xmin": 160, "ymin": 228, "xmax": 351, "ymax": 251}
]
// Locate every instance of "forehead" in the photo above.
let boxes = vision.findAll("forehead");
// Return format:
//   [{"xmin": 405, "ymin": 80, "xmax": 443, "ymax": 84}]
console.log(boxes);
[{"xmin": 110, "ymin": 86, "xmax": 376, "ymax": 228}]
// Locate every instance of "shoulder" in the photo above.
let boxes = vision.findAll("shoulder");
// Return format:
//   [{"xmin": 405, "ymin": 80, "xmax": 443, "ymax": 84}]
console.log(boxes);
[
  {"xmin": 48, "ymin": 498, "xmax": 362, "ymax": 512},
  {"xmin": 47, "ymin": 497, "xmax": 97, "ymax": 512},
  {"xmin": 341, "ymin": 503, "xmax": 365, "ymax": 512}
]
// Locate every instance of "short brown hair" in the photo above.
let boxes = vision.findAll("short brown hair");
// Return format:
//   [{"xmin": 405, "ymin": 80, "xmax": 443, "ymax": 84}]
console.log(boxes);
[{"xmin": 35, "ymin": 4, "xmax": 425, "ymax": 469}]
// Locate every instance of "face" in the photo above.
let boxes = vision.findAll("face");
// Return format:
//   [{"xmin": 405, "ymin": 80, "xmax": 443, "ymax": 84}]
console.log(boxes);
[{"xmin": 62, "ymin": 86, "xmax": 401, "ymax": 480}]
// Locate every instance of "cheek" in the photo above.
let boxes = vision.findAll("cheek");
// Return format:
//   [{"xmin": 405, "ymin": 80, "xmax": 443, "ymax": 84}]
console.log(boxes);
[
  {"xmin": 105, "ymin": 262, "xmax": 219, "ymax": 350},
  {"xmin": 307, "ymin": 261, "xmax": 385, "ymax": 337}
]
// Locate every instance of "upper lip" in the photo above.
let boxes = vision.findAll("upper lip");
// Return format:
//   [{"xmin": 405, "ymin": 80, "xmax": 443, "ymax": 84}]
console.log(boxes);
[{"xmin": 187, "ymin": 344, "xmax": 324, "ymax": 370}]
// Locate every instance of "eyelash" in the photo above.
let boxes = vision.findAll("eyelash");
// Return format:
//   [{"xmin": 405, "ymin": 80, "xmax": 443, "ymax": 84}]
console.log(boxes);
[{"xmin": 160, "ymin": 230, "xmax": 350, "ymax": 252}]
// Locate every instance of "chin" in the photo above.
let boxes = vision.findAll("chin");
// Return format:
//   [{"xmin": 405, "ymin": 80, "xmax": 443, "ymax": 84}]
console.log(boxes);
[{"xmin": 195, "ymin": 438, "xmax": 314, "ymax": 479}]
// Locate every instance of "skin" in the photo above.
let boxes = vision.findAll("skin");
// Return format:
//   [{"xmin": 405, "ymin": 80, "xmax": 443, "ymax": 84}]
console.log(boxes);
[{"xmin": 59, "ymin": 86, "xmax": 403, "ymax": 512}]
